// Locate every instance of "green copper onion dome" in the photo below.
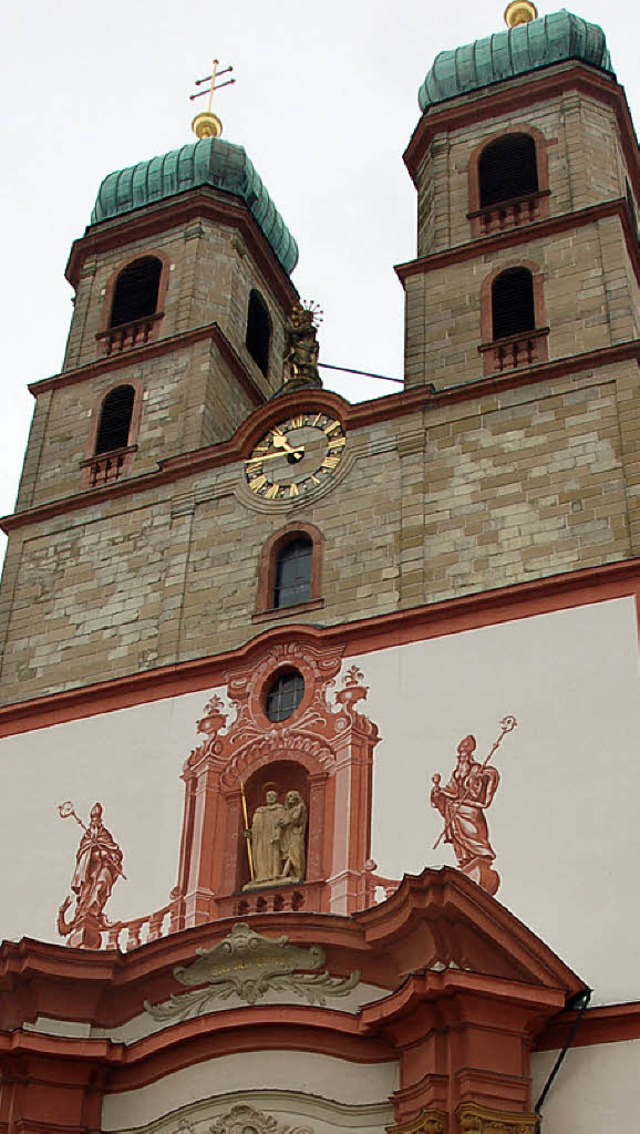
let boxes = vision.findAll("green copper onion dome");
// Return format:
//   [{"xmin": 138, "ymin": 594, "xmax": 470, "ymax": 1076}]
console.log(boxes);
[
  {"xmin": 418, "ymin": 9, "xmax": 613, "ymax": 112},
  {"xmin": 91, "ymin": 137, "xmax": 298, "ymax": 275}
]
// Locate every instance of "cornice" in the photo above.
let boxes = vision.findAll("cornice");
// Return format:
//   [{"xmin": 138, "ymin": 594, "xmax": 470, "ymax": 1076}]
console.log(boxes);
[
  {"xmin": 536, "ymin": 1000, "xmax": 640, "ymax": 1050},
  {"xmin": 28, "ymin": 321, "xmax": 265, "ymax": 405},
  {"xmin": 404, "ymin": 63, "xmax": 640, "ymax": 200},
  {"xmin": 0, "ymin": 556, "xmax": 639, "ymax": 735},
  {"xmin": 65, "ymin": 186, "xmax": 299, "ymax": 312},
  {"xmin": 0, "ymin": 868, "xmax": 581, "ymax": 1032},
  {"xmin": 395, "ymin": 199, "xmax": 640, "ymax": 286}
]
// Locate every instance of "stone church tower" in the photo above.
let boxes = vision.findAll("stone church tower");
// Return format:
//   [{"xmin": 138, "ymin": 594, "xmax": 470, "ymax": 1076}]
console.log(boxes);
[{"xmin": 2, "ymin": 6, "xmax": 640, "ymax": 1133}]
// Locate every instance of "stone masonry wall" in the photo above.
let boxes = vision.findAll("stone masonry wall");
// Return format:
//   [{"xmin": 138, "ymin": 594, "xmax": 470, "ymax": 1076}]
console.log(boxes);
[
  {"xmin": 16, "ymin": 337, "xmax": 262, "ymax": 512},
  {"xmin": 404, "ymin": 215, "xmax": 639, "ymax": 388},
  {"xmin": 1, "ymin": 359, "xmax": 639, "ymax": 705},
  {"xmin": 416, "ymin": 85, "xmax": 630, "ymax": 259}
]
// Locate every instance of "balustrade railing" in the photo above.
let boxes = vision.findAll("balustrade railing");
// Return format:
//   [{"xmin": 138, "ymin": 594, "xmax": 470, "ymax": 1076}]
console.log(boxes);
[
  {"xmin": 80, "ymin": 445, "xmax": 137, "ymax": 487},
  {"xmin": 479, "ymin": 327, "xmax": 549, "ymax": 375},
  {"xmin": 469, "ymin": 190, "xmax": 549, "ymax": 238},
  {"xmin": 100, "ymin": 902, "xmax": 176, "ymax": 952},
  {"xmin": 220, "ymin": 880, "xmax": 326, "ymax": 919},
  {"xmin": 96, "ymin": 312, "xmax": 163, "ymax": 356}
]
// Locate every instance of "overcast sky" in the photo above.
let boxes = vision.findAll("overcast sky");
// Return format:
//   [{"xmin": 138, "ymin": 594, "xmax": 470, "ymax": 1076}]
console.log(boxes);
[{"xmin": 1, "ymin": 0, "xmax": 638, "ymax": 557}]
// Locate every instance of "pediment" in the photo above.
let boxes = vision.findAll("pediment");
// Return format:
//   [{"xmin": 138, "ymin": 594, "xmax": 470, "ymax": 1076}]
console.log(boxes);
[{"xmin": 356, "ymin": 867, "xmax": 583, "ymax": 997}]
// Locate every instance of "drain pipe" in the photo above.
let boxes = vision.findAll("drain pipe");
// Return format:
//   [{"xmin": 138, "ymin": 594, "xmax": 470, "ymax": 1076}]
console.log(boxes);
[{"xmin": 535, "ymin": 988, "xmax": 592, "ymax": 1130}]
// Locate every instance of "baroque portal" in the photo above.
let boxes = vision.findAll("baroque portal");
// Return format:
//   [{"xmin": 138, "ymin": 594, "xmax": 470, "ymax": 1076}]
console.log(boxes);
[{"xmin": 172, "ymin": 635, "xmax": 381, "ymax": 924}]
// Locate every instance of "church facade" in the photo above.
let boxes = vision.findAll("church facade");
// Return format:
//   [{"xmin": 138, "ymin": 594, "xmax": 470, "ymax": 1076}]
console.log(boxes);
[{"xmin": 1, "ymin": 6, "xmax": 640, "ymax": 1132}]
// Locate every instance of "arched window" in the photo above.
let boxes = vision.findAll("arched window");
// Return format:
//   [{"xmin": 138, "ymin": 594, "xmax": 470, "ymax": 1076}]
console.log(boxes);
[
  {"xmin": 95, "ymin": 385, "xmax": 135, "ymax": 454},
  {"xmin": 109, "ymin": 257, "xmax": 162, "ymax": 328},
  {"xmin": 254, "ymin": 523, "xmax": 324, "ymax": 619},
  {"xmin": 246, "ymin": 289, "xmax": 271, "ymax": 376},
  {"xmin": 491, "ymin": 267, "xmax": 535, "ymax": 341},
  {"xmin": 479, "ymin": 134, "xmax": 538, "ymax": 209},
  {"xmin": 273, "ymin": 537, "xmax": 313, "ymax": 609}
]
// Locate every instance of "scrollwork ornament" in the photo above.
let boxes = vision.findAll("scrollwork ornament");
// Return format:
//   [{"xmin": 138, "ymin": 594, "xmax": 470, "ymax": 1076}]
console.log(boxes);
[
  {"xmin": 387, "ymin": 1108, "xmax": 448, "ymax": 1134},
  {"xmin": 457, "ymin": 1103, "xmax": 538, "ymax": 1134},
  {"xmin": 210, "ymin": 1105, "xmax": 313, "ymax": 1134},
  {"xmin": 145, "ymin": 922, "xmax": 359, "ymax": 1021}
]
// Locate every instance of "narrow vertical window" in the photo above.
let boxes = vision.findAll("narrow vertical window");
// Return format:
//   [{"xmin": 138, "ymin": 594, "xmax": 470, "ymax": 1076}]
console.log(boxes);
[
  {"xmin": 491, "ymin": 267, "xmax": 535, "ymax": 341},
  {"xmin": 479, "ymin": 134, "xmax": 538, "ymax": 208},
  {"xmin": 246, "ymin": 289, "xmax": 271, "ymax": 376},
  {"xmin": 95, "ymin": 385, "xmax": 135, "ymax": 454},
  {"xmin": 273, "ymin": 538, "xmax": 313, "ymax": 609},
  {"xmin": 109, "ymin": 257, "xmax": 162, "ymax": 328}
]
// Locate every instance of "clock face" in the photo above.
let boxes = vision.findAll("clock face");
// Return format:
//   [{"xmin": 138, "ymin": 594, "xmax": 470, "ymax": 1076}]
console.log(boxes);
[{"xmin": 244, "ymin": 413, "xmax": 346, "ymax": 501}]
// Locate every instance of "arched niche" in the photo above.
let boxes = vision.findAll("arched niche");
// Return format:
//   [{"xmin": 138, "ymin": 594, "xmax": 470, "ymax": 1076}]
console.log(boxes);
[{"xmin": 236, "ymin": 759, "xmax": 310, "ymax": 892}]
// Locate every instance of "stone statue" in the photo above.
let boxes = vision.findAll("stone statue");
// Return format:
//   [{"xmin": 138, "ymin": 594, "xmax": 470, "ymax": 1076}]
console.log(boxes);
[
  {"xmin": 243, "ymin": 788, "xmax": 308, "ymax": 889},
  {"xmin": 282, "ymin": 303, "xmax": 323, "ymax": 390},
  {"xmin": 57, "ymin": 801, "xmax": 125, "ymax": 947},
  {"xmin": 276, "ymin": 790, "xmax": 307, "ymax": 882},
  {"xmin": 244, "ymin": 789, "xmax": 287, "ymax": 888},
  {"xmin": 431, "ymin": 734, "xmax": 504, "ymax": 898}
]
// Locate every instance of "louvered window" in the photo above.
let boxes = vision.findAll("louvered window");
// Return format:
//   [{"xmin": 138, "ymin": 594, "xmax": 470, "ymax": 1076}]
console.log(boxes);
[
  {"xmin": 479, "ymin": 134, "xmax": 538, "ymax": 209},
  {"xmin": 246, "ymin": 289, "xmax": 271, "ymax": 376},
  {"xmin": 273, "ymin": 538, "xmax": 312, "ymax": 609},
  {"xmin": 109, "ymin": 257, "xmax": 162, "ymax": 328},
  {"xmin": 491, "ymin": 268, "xmax": 535, "ymax": 341},
  {"xmin": 95, "ymin": 386, "xmax": 135, "ymax": 454}
]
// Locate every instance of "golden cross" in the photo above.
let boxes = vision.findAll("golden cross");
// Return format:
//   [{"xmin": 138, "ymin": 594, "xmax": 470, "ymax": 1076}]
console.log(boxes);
[{"xmin": 190, "ymin": 59, "xmax": 235, "ymax": 113}]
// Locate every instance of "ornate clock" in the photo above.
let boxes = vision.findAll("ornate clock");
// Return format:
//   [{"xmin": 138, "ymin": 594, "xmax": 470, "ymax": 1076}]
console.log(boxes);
[{"xmin": 244, "ymin": 413, "xmax": 346, "ymax": 501}]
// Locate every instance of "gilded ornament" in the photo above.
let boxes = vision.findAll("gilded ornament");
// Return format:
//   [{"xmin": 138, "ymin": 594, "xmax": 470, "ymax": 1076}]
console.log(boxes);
[
  {"xmin": 191, "ymin": 111, "xmax": 223, "ymax": 139},
  {"xmin": 190, "ymin": 57, "xmax": 234, "ymax": 139},
  {"xmin": 388, "ymin": 1108, "xmax": 448, "ymax": 1134},
  {"xmin": 458, "ymin": 1103, "xmax": 538, "ymax": 1134},
  {"xmin": 282, "ymin": 302, "xmax": 323, "ymax": 390},
  {"xmin": 503, "ymin": 0, "xmax": 538, "ymax": 27}
]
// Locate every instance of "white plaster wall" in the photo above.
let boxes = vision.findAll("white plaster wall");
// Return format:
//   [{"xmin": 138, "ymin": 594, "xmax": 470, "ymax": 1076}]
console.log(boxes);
[
  {"xmin": 101, "ymin": 1052, "xmax": 398, "ymax": 1132},
  {"xmin": 531, "ymin": 1040, "xmax": 640, "ymax": 1132},
  {"xmin": 0, "ymin": 686, "xmax": 228, "ymax": 943},
  {"xmin": 356, "ymin": 596, "xmax": 640, "ymax": 1006},
  {"xmin": 2, "ymin": 596, "xmax": 639, "ymax": 1011}
]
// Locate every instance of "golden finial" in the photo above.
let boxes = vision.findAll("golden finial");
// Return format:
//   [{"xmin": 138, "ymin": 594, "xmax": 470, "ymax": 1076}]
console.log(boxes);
[
  {"xmin": 504, "ymin": 0, "xmax": 538, "ymax": 26},
  {"xmin": 190, "ymin": 59, "xmax": 235, "ymax": 140}
]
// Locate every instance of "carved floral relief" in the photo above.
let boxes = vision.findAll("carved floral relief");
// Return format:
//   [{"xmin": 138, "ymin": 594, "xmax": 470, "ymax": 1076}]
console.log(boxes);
[{"xmin": 210, "ymin": 1103, "xmax": 313, "ymax": 1134}]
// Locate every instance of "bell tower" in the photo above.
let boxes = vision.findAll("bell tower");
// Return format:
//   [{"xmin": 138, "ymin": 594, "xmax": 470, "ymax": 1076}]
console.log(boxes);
[
  {"xmin": 15, "ymin": 122, "xmax": 298, "ymax": 514},
  {"xmin": 399, "ymin": 2, "xmax": 640, "ymax": 387}
]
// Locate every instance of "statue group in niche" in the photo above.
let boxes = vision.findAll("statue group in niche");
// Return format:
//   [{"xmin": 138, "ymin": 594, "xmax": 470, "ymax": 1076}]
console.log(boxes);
[{"xmin": 243, "ymin": 788, "xmax": 308, "ymax": 890}]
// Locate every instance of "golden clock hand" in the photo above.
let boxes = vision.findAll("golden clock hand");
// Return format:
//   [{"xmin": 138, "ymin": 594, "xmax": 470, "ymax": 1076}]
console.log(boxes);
[
  {"xmin": 247, "ymin": 447, "xmax": 305, "ymax": 464},
  {"xmin": 271, "ymin": 432, "xmax": 302, "ymax": 455}
]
